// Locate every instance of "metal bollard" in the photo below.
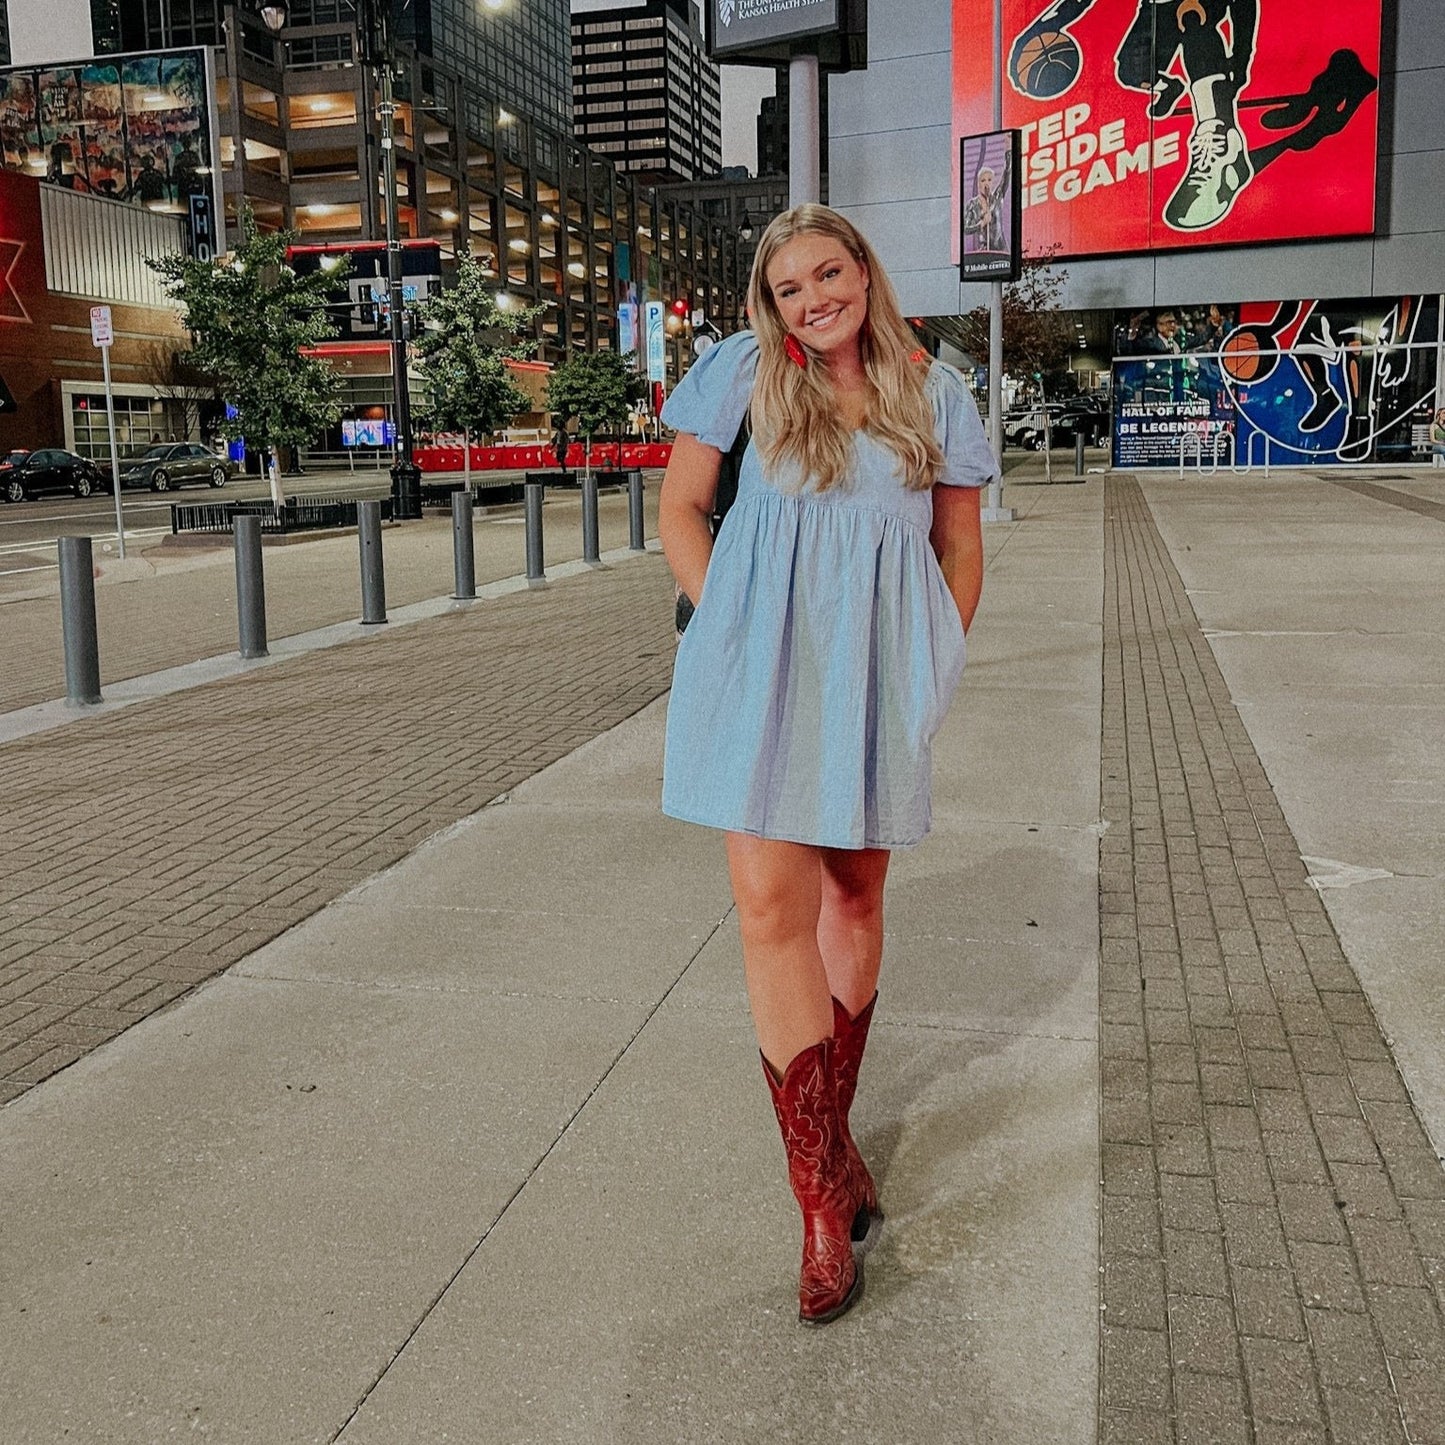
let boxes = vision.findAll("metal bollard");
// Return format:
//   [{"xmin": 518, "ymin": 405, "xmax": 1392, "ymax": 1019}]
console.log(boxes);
[
  {"xmin": 358, "ymin": 500, "xmax": 387, "ymax": 624},
  {"xmin": 524, "ymin": 476, "xmax": 545, "ymax": 586},
  {"xmin": 451, "ymin": 490, "xmax": 476, "ymax": 600},
  {"xmin": 1074, "ymin": 431, "xmax": 1086, "ymax": 477},
  {"xmin": 233, "ymin": 515, "xmax": 268, "ymax": 659},
  {"xmin": 627, "ymin": 469, "xmax": 646, "ymax": 551},
  {"xmin": 58, "ymin": 535, "xmax": 101, "ymax": 706},
  {"xmin": 581, "ymin": 469, "xmax": 601, "ymax": 566}
]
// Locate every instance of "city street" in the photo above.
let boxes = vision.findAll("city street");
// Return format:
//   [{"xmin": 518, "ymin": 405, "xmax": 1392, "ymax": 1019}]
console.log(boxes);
[{"xmin": 0, "ymin": 466, "xmax": 537, "ymax": 581}]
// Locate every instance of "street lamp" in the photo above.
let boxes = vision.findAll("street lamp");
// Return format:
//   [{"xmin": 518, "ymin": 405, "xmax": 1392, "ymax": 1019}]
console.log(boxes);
[
  {"xmin": 738, "ymin": 211, "xmax": 754, "ymax": 243},
  {"xmin": 259, "ymin": 3, "xmax": 286, "ymax": 31}
]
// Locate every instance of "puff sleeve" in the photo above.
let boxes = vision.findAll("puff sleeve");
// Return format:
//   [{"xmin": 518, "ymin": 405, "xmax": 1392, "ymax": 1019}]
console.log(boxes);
[
  {"xmin": 928, "ymin": 361, "xmax": 999, "ymax": 489},
  {"xmin": 660, "ymin": 330, "xmax": 760, "ymax": 451}
]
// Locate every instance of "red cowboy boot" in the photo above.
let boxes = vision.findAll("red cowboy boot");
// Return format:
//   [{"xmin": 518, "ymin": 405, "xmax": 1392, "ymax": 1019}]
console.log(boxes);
[
  {"xmin": 833, "ymin": 993, "xmax": 884, "ymax": 1250},
  {"xmin": 763, "ymin": 1038, "xmax": 863, "ymax": 1325}
]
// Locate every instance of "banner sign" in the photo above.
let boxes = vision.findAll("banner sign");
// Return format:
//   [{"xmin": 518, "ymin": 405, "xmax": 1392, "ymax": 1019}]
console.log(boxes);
[
  {"xmin": 1111, "ymin": 295, "xmax": 1441, "ymax": 467},
  {"xmin": 708, "ymin": 0, "xmax": 839, "ymax": 60},
  {"xmin": 960, "ymin": 129, "xmax": 1022, "ymax": 281},
  {"xmin": 953, "ymin": 1, "xmax": 1383, "ymax": 260},
  {"xmin": 0, "ymin": 48, "xmax": 221, "ymax": 229}
]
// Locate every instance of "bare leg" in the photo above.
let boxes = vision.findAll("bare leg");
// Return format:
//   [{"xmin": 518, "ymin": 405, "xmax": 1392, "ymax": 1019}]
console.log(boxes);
[
  {"xmin": 816, "ymin": 846, "xmax": 891, "ymax": 1019},
  {"xmin": 725, "ymin": 833, "xmax": 833, "ymax": 1073}
]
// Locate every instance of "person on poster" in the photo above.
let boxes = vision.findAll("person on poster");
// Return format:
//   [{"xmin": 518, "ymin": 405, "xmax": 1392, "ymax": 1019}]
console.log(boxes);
[
  {"xmin": 1138, "ymin": 310, "xmax": 1183, "ymax": 355},
  {"xmin": 963, "ymin": 152, "xmax": 1012, "ymax": 255},
  {"xmin": 657, "ymin": 204, "xmax": 994, "ymax": 1328}
]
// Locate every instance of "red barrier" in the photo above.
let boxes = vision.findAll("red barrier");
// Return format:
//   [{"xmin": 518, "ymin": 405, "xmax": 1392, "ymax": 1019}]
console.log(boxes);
[{"xmin": 416, "ymin": 441, "xmax": 673, "ymax": 473}]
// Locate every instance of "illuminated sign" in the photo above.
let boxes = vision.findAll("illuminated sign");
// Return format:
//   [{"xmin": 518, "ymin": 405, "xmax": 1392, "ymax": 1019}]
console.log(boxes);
[
  {"xmin": 953, "ymin": 0, "xmax": 1383, "ymax": 259},
  {"xmin": 0, "ymin": 48, "xmax": 222, "ymax": 235},
  {"xmin": 708, "ymin": 0, "xmax": 839, "ymax": 60},
  {"xmin": 960, "ymin": 129, "xmax": 1022, "ymax": 281}
]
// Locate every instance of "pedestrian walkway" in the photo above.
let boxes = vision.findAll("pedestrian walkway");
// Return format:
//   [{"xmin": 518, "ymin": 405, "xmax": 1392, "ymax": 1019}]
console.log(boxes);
[
  {"xmin": 2, "ymin": 464, "xmax": 1443, "ymax": 1444},
  {"xmin": 0, "ymin": 483, "xmax": 657, "ymax": 714}
]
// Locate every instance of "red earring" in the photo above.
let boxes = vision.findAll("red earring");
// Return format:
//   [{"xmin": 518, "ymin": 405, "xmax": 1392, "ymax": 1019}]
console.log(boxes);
[{"xmin": 784, "ymin": 335, "xmax": 808, "ymax": 369}]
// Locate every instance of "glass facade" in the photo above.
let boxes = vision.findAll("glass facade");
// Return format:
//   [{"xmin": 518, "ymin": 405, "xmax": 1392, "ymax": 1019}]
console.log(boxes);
[
  {"xmin": 70, "ymin": 392, "xmax": 172, "ymax": 459},
  {"xmin": 572, "ymin": 0, "xmax": 722, "ymax": 183},
  {"xmin": 209, "ymin": 8, "xmax": 744, "ymax": 381}
]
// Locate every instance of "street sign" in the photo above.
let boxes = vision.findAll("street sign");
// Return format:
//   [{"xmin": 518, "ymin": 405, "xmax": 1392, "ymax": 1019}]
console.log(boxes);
[{"xmin": 90, "ymin": 304, "xmax": 125, "ymax": 558}]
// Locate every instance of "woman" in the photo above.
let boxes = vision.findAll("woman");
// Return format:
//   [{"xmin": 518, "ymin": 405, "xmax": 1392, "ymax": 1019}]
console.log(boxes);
[{"xmin": 657, "ymin": 205, "xmax": 995, "ymax": 1325}]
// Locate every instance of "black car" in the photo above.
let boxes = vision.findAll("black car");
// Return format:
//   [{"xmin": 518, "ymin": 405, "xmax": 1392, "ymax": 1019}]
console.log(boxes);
[
  {"xmin": 0, "ymin": 449, "xmax": 106, "ymax": 502},
  {"xmin": 1057, "ymin": 396, "xmax": 1110, "ymax": 444},
  {"xmin": 118, "ymin": 442, "xmax": 235, "ymax": 492}
]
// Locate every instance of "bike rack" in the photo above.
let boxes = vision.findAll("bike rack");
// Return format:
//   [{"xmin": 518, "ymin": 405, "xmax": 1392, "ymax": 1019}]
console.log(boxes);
[
  {"xmin": 1178, "ymin": 429, "xmax": 1231, "ymax": 476},
  {"xmin": 1241, "ymin": 431, "xmax": 1274, "ymax": 476}
]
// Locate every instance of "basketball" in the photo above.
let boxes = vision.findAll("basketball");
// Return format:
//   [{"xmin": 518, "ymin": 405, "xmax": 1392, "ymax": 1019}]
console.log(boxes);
[
  {"xmin": 1012, "ymin": 30, "xmax": 1081, "ymax": 99},
  {"xmin": 1221, "ymin": 331, "xmax": 1268, "ymax": 382}
]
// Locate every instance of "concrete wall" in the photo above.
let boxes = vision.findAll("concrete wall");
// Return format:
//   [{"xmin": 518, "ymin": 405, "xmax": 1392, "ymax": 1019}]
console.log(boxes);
[
  {"xmin": 6, "ymin": 0, "xmax": 92, "ymax": 64},
  {"xmin": 828, "ymin": 0, "xmax": 1445, "ymax": 315}
]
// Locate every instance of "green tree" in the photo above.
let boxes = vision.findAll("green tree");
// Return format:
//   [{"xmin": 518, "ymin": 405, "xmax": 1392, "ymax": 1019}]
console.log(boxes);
[
  {"xmin": 545, "ymin": 350, "xmax": 646, "ymax": 479},
  {"xmin": 149, "ymin": 205, "xmax": 345, "ymax": 494},
  {"xmin": 958, "ymin": 251, "xmax": 1075, "ymax": 397},
  {"xmin": 413, "ymin": 252, "xmax": 542, "ymax": 488}
]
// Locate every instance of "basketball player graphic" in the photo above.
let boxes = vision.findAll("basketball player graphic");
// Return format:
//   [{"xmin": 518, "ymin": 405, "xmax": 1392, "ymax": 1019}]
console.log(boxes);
[
  {"xmin": 1219, "ymin": 297, "xmax": 1429, "ymax": 463},
  {"xmin": 1010, "ymin": 0, "xmax": 1259, "ymax": 231}
]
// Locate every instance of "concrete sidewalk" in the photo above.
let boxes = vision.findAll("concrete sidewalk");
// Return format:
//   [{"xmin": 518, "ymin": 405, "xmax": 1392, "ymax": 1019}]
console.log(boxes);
[{"xmin": 3, "ymin": 464, "xmax": 1444, "ymax": 1444}]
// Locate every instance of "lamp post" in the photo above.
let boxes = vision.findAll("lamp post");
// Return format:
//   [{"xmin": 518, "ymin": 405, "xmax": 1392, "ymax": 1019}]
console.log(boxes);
[
  {"xmin": 258, "ymin": 0, "xmax": 437, "ymax": 519},
  {"xmin": 354, "ymin": 0, "xmax": 422, "ymax": 520}
]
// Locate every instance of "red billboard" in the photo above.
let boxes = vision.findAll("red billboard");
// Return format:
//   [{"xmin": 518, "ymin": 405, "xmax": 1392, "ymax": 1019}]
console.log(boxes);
[{"xmin": 952, "ymin": 1, "xmax": 1383, "ymax": 260}]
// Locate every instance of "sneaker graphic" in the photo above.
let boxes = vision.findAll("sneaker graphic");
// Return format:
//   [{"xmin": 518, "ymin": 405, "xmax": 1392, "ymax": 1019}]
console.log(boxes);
[{"xmin": 1165, "ymin": 120, "xmax": 1255, "ymax": 231}]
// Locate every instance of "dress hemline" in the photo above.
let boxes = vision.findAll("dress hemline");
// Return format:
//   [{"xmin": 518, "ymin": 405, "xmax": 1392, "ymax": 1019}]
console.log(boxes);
[{"xmin": 660, "ymin": 802, "xmax": 927, "ymax": 852}]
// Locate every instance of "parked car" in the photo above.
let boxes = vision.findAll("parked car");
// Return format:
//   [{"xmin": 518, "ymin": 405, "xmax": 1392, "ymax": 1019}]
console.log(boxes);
[
  {"xmin": 1003, "ymin": 405, "xmax": 1069, "ymax": 450},
  {"xmin": 0, "ymin": 448, "xmax": 106, "ymax": 502},
  {"xmin": 1057, "ymin": 395, "xmax": 1110, "ymax": 445},
  {"xmin": 118, "ymin": 442, "xmax": 235, "ymax": 492}
]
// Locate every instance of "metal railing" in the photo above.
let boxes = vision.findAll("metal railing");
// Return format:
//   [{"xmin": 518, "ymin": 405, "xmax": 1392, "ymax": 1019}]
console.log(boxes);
[{"xmin": 172, "ymin": 497, "xmax": 395, "ymax": 536}]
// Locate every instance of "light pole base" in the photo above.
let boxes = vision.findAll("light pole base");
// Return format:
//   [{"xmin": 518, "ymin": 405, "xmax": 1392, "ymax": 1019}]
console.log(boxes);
[
  {"xmin": 981, "ymin": 506, "xmax": 1016, "ymax": 524},
  {"xmin": 390, "ymin": 460, "xmax": 423, "ymax": 521}
]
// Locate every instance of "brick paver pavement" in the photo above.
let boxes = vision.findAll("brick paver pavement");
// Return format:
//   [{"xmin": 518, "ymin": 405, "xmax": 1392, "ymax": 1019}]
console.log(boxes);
[
  {"xmin": 1100, "ymin": 475, "xmax": 1445, "ymax": 1444},
  {"xmin": 0, "ymin": 487, "xmax": 658, "ymax": 713},
  {"xmin": 0, "ymin": 554, "xmax": 678, "ymax": 1104}
]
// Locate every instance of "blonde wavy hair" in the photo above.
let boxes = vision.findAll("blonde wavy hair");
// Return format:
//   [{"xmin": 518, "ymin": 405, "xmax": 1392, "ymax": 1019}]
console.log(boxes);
[{"xmin": 747, "ymin": 204, "xmax": 943, "ymax": 493}]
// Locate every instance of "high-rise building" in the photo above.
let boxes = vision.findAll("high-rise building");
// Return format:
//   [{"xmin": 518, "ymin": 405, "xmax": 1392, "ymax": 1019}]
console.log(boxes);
[
  {"xmin": 756, "ymin": 69, "xmax": 828, "ymax": 198},
  {"xmin": 571, "ymin": 0, "xmax": 721, "ymax": 183},
  {"xmin": 95, "ymin": 0, "xmax": 572, "ymax": 132},
  {"xmin": 0, "ymin": 0, "xmax": 11, "ymax": 65}
]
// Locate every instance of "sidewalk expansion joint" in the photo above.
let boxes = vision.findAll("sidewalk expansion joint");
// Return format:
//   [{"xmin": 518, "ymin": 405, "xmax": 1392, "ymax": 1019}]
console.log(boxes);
[
  {"xmin": 1098, "ymin": 474, "xmax": 1445, "ymax": 1445},
  {"xmin": 327, "ymin": 908, "xmax": 731, "ymax": 1444}
]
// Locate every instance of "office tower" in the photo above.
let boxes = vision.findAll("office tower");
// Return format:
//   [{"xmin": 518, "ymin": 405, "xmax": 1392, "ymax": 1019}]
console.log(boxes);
[{"xmin": 572, "ymin": 0, "xmax": 722, "ymax": 183}]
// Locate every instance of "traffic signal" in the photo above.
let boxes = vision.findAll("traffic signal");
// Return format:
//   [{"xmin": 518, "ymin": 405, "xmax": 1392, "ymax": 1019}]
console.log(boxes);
[{"xmin": 671, "ymin": 298, "xmax": 688, "ymax": 317}]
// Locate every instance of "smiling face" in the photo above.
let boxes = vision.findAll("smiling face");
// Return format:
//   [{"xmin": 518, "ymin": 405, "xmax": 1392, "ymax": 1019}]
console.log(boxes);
[{"xmin": 764, "ymin": 230, "xmax": 871, "ymax": 368}]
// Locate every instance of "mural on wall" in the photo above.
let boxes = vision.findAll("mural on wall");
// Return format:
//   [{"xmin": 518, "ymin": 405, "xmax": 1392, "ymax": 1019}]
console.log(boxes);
[
  {"xmin": 953, "ymin": 0, "xmax": 1383, "ymax": 259},
  {"xmin": 1112, "ymin": 297, "xmax": 1442, "ymax": 467},
  {"xmin": 0, "ymin": 50, "xmax": 215, "ymax": 216}
]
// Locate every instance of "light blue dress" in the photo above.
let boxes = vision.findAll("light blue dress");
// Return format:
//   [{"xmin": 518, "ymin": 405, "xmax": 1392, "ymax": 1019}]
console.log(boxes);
[{"xmin": 660, "ymin": 331, "xmax": 998, "ymax": 850}]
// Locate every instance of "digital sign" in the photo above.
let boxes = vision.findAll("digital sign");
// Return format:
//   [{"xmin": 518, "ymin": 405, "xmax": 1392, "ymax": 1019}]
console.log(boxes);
[
  {"xmin": 953, "ymin": 0, "xmax": 1383, "ymax": 259},
  {"xmin": 708, "ymin": 0, "xmax": 839, "ymax": 60},
  {"xmin": 960, "ymin": 129, "xmax": 1022, "ymax": 281}
]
